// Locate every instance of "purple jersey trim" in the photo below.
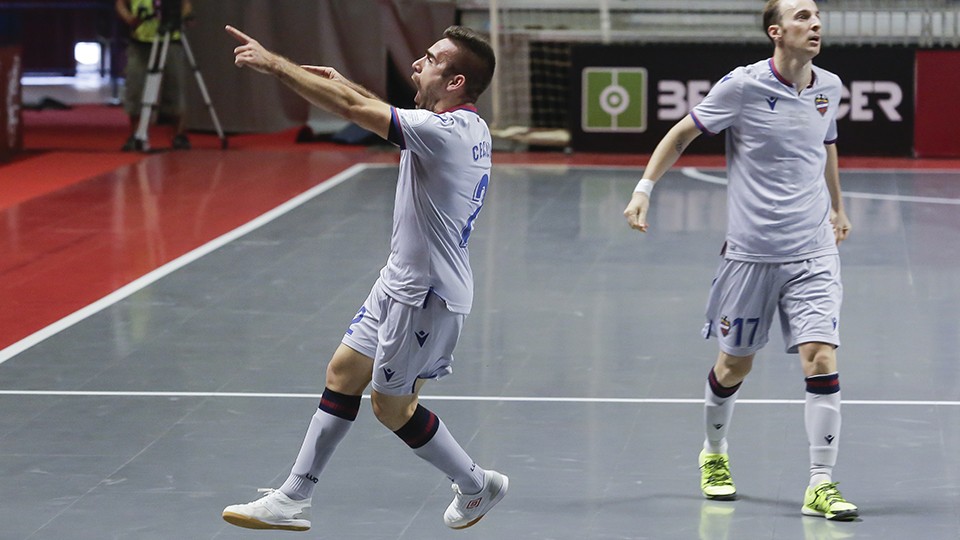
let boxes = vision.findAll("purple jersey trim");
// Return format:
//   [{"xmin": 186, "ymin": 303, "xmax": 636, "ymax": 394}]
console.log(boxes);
[
  {"xmin": 768, "ymin": 58, "xmax": 791, "ymax": 88},
  {"xmin": 690, "ymin": 111, "xmax": 716, "ymax": 136},
  {"xmin": 388, "ymin": 107, "xmax": 405, "ymax": 149},
  {"xmin": 768, "ymin": 58, "xmax": 818, "ymax": 89}
]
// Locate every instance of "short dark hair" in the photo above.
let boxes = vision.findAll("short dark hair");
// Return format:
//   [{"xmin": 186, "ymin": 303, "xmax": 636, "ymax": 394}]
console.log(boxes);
[
  {"xmin": 762, "ymin": 0, "xmax": 782, "ymax": 44},
  {"xmin": 442, "ymin": 25, "xmax": 496, "ymax": 102}
]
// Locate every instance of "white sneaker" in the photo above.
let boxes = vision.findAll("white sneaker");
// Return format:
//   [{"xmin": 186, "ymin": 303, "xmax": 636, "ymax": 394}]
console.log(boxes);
[
  {"xmin": 443, "ymin": 469, "xmax": 509, "ymax": 529},
  {"xmin": 222, "ymin": 488, "xmax": 311, "ymax": 531}
]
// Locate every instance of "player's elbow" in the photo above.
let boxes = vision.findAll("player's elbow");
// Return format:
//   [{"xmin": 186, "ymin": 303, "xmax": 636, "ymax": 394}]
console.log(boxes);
[
  {"xmin": 340, "ymin": 100, "xmax": 369, "ymax": 123},
  {"xmin": 328, "ymin": 88, "xmax": 367, "ymax": 119},
  {"xmin": 340, "ymin": 101, "xmax": 390, "ymax": 139}
]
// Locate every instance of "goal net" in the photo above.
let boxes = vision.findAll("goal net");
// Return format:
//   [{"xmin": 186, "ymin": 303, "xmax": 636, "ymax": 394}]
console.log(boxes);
[
  {"xmin": 457, "ymin": 0, "xmax": 960, "ymax": 148},
  {"xmin": 460, "ymin": 1, "xmax": 762, "ymax": 147}
]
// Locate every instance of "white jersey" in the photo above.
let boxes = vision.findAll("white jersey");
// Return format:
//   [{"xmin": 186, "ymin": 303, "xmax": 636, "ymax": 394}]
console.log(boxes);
[
  {"xmin": 690, "ymin": 58, "xmax": 842, "ymax": 263},
  {"xmin": 380, "ymin": 105, "xmax": 492, "ymax": 314}
]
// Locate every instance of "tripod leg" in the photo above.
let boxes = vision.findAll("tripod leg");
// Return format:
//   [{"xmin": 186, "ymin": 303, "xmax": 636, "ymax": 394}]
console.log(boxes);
[
  {"xmin": 134, "ymin": 31, "xmax": 171, "ymax": 152},
  {"xmin": 180, "ymin": 34, "xmax": 228, "ymax": 149}
]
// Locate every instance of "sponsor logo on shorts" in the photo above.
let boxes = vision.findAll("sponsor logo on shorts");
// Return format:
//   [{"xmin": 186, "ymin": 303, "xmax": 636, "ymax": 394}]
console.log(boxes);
[
  {"xmin": 416, "ymin": 331, "xmax": 429, "ymax": 347},
  {"xmin": 383, "ymin": 367, "xmax": 396, "ymax": 382},
  {"xmin": 719, "ymin": 316, "xmax": 731, "ymax": 337}
]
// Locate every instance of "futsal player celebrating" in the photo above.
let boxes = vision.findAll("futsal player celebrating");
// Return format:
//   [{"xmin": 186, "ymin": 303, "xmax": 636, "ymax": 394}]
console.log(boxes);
[
  {"xmin": 623, "ymin": 0, "xmax": 857, "ymax": 521},
  {"xmin": 221, "ymin": 24, "xmax": 506, "ymax": 531}
]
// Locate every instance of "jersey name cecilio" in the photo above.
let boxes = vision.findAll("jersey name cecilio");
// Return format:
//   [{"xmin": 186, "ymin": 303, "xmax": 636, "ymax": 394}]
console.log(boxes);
[{"xmin": 382, "ymin": 107, "xmax": 492, "ymax": 314}]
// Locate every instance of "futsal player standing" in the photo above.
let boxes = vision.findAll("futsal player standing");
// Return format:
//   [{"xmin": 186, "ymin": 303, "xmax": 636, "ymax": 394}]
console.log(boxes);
[
  {"xmin": 220, "ymin": 24, "xmax": 506, "ymax": 531},
  {"xmin": 623, "ymin": 0, "xmax": 858, "ymax": 521}
]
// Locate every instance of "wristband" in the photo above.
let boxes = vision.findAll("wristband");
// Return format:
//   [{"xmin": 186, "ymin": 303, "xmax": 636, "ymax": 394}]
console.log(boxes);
[{"xmin": 634, "ymin": 178, "xmax": 655, "ymax": 196}]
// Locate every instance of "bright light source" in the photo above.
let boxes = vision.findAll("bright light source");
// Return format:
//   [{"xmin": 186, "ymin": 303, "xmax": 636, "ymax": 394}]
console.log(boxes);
[{"xmin": 74, "ymin": 42, "xmax": 101, "ymax": 66}]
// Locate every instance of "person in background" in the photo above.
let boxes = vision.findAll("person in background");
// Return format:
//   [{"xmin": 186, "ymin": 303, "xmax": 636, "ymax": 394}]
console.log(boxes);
[{"xmin": 115, "ymin": 0, "xmax": 192, "ymax": 151}]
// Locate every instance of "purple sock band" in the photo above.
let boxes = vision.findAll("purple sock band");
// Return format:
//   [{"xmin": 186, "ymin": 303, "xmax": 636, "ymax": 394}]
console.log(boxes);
[
  {"xmin": 708, "ymin": 368, "xmax": 742, "ymax": 398},
  {"xmin": 806, "ymin": 373, "xmax": 840, "ymax": 395},
  {"xmin": 318, "ymin": 388, "xmax": 361, "ymax": 421},
  {"xmin": 394, "ymin": 404, "xmax": 439, "ymax": 449}
]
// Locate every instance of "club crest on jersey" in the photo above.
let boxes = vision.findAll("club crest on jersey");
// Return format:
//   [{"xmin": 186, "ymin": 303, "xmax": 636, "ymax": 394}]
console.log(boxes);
[
  {"xmin": 719, "ymin": 316, "xmax": 731, "ymax": 337},
  {"xmin": 814, "ymin": 94, "xmax": 829, "ymax": 116}
]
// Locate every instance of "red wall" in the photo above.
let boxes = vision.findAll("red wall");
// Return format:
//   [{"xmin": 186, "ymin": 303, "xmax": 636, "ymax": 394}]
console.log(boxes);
[{"xmin": 915, "ymin": 50, "xmax": 960, "ymax": 158}]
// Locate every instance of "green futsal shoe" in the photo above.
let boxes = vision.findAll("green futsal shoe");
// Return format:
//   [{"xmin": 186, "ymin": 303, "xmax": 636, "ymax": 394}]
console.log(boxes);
[
  {"xmin": 801, "ymin": 481, "xmax": 859, "ymax": 521},
  {"xmin": 699, "ymin": 450, "xmax": 737, "ymax": 500}
]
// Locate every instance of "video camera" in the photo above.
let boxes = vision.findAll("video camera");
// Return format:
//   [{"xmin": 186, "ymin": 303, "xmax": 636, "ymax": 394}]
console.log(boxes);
[
  {"xmin": 136, "ymin": 0, "xmax": 184, "ymax": 33},
  {"xmin": 159, "ymin": 0, "xmax": 183, "ymax": 33}
]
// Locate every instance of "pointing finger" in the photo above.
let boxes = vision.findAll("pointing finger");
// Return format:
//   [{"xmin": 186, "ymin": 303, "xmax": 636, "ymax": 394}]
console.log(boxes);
[{"xmin": 225, "ymin": 25, "xmax": 253, "ymax": 44}]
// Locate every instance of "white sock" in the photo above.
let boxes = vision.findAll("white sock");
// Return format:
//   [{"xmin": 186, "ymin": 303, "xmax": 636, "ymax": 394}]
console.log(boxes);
[
  {"xmin": 805, "ymin": 373, "xmax": 842, "ymax": 487},
  {"xmin": 704, "ymin": 368, "xmax": 741, "ymax": 455},
  {"xmin": 395, "ymin": 405, "xmax": 485, "ymax": 494},
  {"xmin": 280, "ymin": 390, "xmax": 359, "ymax": 500},
  {"xmin": 415, "ymin": 420, "xmax": 485, "ymax": 494}
]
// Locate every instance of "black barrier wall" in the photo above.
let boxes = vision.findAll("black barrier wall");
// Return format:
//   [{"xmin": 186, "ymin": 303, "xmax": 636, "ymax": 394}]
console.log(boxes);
[{"xmin": 570, "ymin": 44, "xmax": 915, "ymax": 156}]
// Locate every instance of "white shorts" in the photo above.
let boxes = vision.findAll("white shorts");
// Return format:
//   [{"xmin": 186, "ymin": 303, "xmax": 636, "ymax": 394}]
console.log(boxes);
[
  {"xmin": 341, "ymin": 279, "xmax": 464, "ymax": 395},
  {"xmin": 702, "ymin": 255, "xmax": 842, "ymax": 356}
]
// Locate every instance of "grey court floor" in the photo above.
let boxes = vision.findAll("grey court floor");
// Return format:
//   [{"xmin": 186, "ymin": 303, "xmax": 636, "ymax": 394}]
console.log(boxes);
[{"xmin": 1, "ymin": 164, "xmax": 959, "ymax": 539}]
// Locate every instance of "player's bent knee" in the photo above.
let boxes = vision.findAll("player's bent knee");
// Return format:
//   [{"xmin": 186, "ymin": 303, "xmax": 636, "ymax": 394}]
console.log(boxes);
[
  {"xmin": 799, "ymin": 342, "xmax": 837, "ymax": 376},
  {"xmin": 716, "ymin": 352, "xmax": 754, "ymax": 383},
  {"xmin": 370, "ymin": 391, "xmax": 418, "ymax": 431},
  {"xmin": 325, "ymin": 346, "xmax": 374, "ymax": 394}
]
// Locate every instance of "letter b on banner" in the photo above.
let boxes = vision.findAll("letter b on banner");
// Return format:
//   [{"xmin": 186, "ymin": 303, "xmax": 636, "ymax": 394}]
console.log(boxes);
[{"xmin": 582, "ymin": 67, "xmax": 647, "ymax": 132}]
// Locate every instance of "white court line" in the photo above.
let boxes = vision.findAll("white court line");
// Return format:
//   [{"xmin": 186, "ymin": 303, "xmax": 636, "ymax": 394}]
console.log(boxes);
[
  {"xmin": 0, "ymin": 390, "xmax": 956, "ymax": 406},
  {"xmin": 3, "ymin": 162, "xmax": 957, "ymax": 364},
  {"xmin": 681, "ymin": 167, "xmax": 960, "ymax": 205},
  {"xmin": 0, "ymin": 163, "xmax": 378, "ymax": 365}
]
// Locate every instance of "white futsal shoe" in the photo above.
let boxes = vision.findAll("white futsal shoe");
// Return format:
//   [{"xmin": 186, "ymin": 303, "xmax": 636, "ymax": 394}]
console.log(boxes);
[
  {"xmin": 443, "ymin": 469, "xmax": 509, "ymax": 529},
  {"xmin": 222, "ymin": 488, "xmax": 311, "ymax": 531}
]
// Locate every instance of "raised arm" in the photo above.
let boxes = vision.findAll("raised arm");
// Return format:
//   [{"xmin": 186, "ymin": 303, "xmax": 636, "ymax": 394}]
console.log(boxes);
[
  {"xmin": 226, "ymin": 25, "xmax": 391, "ymax": 139},
  {"xmin": 623, "ymin": 114, "xmax": 702, "ymax": 232},
  {"xmin": 824, "ymin": 143, "xmax": 851, "ymax": 244},
  {"xmin": 300, "ymin": 66, "xmax": 383, "ymax": 101}
]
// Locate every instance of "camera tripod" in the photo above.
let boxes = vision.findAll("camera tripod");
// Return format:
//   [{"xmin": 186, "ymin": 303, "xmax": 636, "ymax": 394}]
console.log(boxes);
[{"xmin": 132, "ymin": 22, "xmax": 227, "ymax": 151}]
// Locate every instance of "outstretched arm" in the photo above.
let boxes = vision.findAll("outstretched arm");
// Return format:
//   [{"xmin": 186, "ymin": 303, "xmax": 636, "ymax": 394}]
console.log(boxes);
[
  {"xmin": 226, "ymin": 25, "xmax": 391, "ymax": 139},
  {"xmin": 623, "ymin": 114, "xmax": 702, "ymax": 232},
  {"xmin": 300, "ymin": 66, "xmax": 383, "ymax": 101},
  {"xmin": 824, "ymin": 143, "xmax": 851, "ymax": 244}
]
